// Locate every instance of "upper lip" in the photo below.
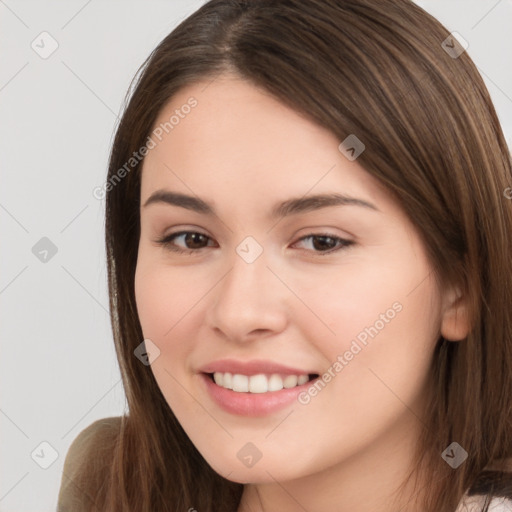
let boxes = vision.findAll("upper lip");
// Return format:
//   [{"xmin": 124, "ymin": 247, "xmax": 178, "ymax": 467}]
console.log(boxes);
[{"xmin": 199, "ymin": 359, "xmax": 318, "ymax": 376}]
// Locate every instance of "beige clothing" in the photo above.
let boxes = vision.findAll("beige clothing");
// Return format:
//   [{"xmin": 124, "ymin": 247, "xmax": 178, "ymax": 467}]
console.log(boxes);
[{"xmin": 57, "ymin": 416, "xmax": 121, "ymax": 512}]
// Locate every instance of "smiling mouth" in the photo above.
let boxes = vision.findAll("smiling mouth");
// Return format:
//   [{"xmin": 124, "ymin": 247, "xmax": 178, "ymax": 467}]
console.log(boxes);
[{"xmin": 205, "ymin": 372, "xmax": 319, "ymax": 393}]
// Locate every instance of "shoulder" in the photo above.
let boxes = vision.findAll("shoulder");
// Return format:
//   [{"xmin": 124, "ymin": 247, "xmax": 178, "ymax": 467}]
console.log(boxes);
[
  {"xmin": 62, "ymin": 416, "xmax": 122, "ymax": 470},
  {"xmin": 57, "ymin": 416, "xmax": 123, "ymax": 512}
]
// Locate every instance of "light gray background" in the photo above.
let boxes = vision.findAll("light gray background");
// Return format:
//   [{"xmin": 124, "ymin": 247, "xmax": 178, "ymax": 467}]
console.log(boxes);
[{"xmin": 1, "ymin": 1, "xmax": 511, "ymax": 511}]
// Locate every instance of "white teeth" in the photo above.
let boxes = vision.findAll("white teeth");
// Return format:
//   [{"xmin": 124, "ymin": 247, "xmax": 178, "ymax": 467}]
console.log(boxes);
[
  {"xmin": 213, "ymin": 372, "xmax": 223, "ymax": 386},
  {"xmin": 248, "ymin": 374, "xmax": 268, "ymax": 393},
  {"xmin": 223, "ymin": 372, "xmax": 233, "ymax": 389},
  {"xmin": 283, "ymin": 375, "xmax": 298, "ymax": 388},
  {"xmin": 212, "ymin": 372, "xmax": 311, "ymax": 393},
  {"xmin": 232, "ymin": 374, "xmax": 249, "ymax": 392},
  {"xmin": 268, "ymin": 374, "xmax": 284, "ymax": 392},
  {"xmin": 297, "ymin": 374, "xmax": 309, "ymax": 385}
]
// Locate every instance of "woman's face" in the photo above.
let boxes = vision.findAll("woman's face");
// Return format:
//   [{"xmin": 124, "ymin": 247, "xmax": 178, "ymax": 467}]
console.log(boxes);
[{"xmin": 134, "ymin": 74, "xmax": 460, "ymax": 486}]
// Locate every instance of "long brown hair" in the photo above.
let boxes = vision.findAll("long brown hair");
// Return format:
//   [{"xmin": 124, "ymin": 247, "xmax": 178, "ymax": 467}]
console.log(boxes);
[{"xmin": 97, "ymin": 0, "xmax": 512, "ymax": 510}]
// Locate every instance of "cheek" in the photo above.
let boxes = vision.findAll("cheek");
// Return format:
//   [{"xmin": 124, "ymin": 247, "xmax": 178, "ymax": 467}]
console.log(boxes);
[
  {"xmin": 291, "ymin": 257, "xmax": 427, "ymax": 351},
  {"xmin": 134, "ymin": 257, "xmax": 205, "ymax": 340},
  {"xmin": 134, "ymin": 260, "xmax": 198, "ymax": 389},
  {"xmin": 134, "ymin": 260, "xmax": 203, "ymax": 414},
  {"xmin": 295, "ymin": 254, "xmax": 442, "ymax": 396}
]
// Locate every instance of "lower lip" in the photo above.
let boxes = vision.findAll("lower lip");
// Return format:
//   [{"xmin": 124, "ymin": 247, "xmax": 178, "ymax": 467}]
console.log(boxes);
[{"xmin": 200, "ymin": 373, "xmax": 316, "ymax": 417}]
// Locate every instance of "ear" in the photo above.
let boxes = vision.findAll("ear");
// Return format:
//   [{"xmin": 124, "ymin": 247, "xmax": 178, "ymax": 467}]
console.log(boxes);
[{"xmin": 440, "ymin": 285, "xmax": 471, "ymax": 341}]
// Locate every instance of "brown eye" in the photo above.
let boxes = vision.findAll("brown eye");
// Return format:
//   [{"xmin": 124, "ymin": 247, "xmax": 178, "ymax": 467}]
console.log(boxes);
[
  {"xmin": 181, "ymin": 232, "xmax": 209, "ymax": 249},
  {"xmin": 293, "ymin": 234, "xmax": 354, "ymax": 255},
  {"xmin": 155, "ymin": 231, "xmax": 214, "ymax": 253},
  {"xmin": 311, "ymin": 235, "xmax": 337, "ymax": 251}
]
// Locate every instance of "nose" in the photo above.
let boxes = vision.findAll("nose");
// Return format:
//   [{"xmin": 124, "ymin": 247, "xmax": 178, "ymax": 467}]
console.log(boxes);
[{"xmin": 206, "ymin": 246, "xmax": 289, "ymax": 343}]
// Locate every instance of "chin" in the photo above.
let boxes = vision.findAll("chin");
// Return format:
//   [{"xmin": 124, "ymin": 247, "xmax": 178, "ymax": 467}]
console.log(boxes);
[{"xmin": 204, "ymin": 452, "xmax": 311, "ymax": 484}]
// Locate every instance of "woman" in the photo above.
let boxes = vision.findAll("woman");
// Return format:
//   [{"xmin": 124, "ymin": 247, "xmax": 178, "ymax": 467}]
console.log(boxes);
[{"xmin": 57, "ymin": 0, "xmax": 512, "ymax": 510}]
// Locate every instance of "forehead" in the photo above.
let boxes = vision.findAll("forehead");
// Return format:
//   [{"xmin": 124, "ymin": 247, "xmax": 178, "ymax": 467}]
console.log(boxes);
[
  {"xmin": 140, "ymin": 74, "xmax": 390, "ymax": 214},
  {"xmin": 150, "ymin": 74, "xmax": 338, "ymax": 162}
]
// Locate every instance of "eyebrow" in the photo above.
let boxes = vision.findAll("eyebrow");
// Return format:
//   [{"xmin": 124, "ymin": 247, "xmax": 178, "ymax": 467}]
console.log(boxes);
[{"xmin": 142, "ymin": 189, "xmax": 379, "ymax": 218}]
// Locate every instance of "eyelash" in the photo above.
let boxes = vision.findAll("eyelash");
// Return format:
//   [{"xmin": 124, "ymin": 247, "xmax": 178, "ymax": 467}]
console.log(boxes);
[{"xmin": 154, "ymin": 231, "xmax": 355, "ymax": 256}]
